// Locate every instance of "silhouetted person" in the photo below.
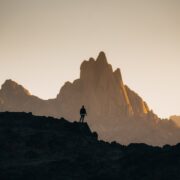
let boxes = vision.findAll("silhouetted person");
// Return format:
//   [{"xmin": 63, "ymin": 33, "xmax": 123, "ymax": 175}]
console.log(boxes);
[{"xmin": 79, "ymin": 105, "xmax": 87, "ymax": 123}]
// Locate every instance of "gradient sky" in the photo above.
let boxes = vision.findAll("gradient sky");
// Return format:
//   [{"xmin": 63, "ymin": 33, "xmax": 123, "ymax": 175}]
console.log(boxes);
[{"xmin": 0, "ymin": 0, "xmax": 180, "ymax": 118}]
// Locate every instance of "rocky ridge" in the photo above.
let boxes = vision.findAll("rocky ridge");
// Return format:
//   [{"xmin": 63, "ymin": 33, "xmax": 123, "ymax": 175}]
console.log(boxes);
[
  {"xmin": 0, "ymin": 112, "xmax": 180, "ymax": 180},
  {"xmin": 0, "ymin": 52, "xmax": 180, "ymax": 146}
]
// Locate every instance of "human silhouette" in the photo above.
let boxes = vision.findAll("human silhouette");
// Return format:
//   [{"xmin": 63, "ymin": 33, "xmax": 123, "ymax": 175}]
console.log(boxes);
[{"xmin": 79, "ymin": 105, "xmax": 87, "ymax": 123}]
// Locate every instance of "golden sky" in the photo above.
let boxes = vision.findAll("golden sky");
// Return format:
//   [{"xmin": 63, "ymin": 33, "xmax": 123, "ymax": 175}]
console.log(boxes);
[{"xmin": 0, "ymin": 0, "xmax": 180, "ymax": 118}]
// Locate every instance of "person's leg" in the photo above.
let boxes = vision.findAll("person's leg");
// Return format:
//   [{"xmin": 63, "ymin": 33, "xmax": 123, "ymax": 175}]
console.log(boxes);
[{"xmin": 82, "ymin": 115, "xmax": 85, "ymax": 123}]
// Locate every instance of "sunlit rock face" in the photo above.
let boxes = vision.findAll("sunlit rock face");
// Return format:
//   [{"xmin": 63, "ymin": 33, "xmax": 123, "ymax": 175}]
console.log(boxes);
[
  {"xmin": 125, "ymin": 85, "xmax": 149, "ymax": 116},
  {"xmin": 170, "ymin": 115, "xmax": 180, "ymax": 127},
  {"xmin": 0, "ymin": 52, "xmax": 180, "ymax": 146}
]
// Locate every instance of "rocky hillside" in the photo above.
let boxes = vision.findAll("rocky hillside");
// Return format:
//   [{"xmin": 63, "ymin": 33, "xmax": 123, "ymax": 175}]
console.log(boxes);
[
  {"xmin": 0, "ymin": 112, "xmax": 180, "ymax": 180},
  {"xmin": 0, "ymin": 52, "xmax": 180, "ymax": 146}
]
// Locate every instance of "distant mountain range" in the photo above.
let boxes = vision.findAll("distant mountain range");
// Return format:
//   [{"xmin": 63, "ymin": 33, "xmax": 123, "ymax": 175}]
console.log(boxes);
[{"xmin": 0, "ymin": 52, "xmax": 180, "ymax": 146}]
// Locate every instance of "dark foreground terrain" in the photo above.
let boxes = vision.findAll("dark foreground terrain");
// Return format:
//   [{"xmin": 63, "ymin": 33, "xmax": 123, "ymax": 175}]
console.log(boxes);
[{"xmin": 0, "ymin": 112, "xmax": 180, "ymax": 180}]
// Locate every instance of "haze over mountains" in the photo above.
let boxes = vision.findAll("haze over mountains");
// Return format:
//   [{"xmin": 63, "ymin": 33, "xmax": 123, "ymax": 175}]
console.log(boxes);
[
  {"xmin": 170, "ymin": 116, "xmax": 180, "ymax": 127},
  {"xmin": 0, "ymin": 52, "xmax": 180, "ymax": 146}
]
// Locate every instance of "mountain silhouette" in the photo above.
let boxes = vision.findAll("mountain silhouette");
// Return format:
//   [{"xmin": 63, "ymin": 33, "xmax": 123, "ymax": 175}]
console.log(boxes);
[
  {"xmin": 0, "ymin": 79, "xmax": 58, "ymax": 116},
  {"xmin": 0, "ymin": 52, "xmax": 180, "ymax": 146},
  {"xmin": 0, "ymin": 112, "xmax": 180, "ymax": 180}
]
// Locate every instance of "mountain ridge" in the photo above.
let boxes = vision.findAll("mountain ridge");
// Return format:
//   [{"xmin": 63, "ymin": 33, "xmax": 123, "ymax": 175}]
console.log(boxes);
[
  {"xmin": 0, "ymin": 51, "xmax": 180, "ymax": 146},
  {"xmin": 0, "ymin": 112, "xmax": 180, "ymax": 180}
]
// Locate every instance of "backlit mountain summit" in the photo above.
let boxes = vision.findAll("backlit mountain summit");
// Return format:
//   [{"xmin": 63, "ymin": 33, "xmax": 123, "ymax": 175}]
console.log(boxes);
[
  {"xmin": 0, "ymin": 52, "xmax": 179, "ymax": 146},
  {"xmin": 58, "ymin": 52, "xmax": 149, "ymax": 119}
]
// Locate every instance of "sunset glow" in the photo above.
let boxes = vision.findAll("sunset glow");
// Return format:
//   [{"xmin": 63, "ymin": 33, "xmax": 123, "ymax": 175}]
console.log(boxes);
[{"xmin": 0, "ymin": 0, "xmax": 180, "ymax": 118}]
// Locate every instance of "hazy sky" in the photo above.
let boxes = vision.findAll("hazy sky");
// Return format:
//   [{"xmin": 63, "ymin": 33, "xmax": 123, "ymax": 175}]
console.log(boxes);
[{"xmin": 0, "ymin": 0, "xmax": 180, "ymax": 118}]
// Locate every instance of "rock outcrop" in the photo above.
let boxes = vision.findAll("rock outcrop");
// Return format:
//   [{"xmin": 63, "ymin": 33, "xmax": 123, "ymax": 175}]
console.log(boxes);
[
  {"xmin": 0, "ymin": 112, "xmax": 180, "ymax": 180},
  {"xmin": 0, "ymin": 52, "xmax": 180, "ymax": 146}
]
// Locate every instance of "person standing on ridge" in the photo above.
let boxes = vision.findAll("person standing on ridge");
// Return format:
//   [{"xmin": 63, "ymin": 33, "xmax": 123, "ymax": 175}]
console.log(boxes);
[{"xmin": 79, "ymin": 105, "xmax": 87, "ymax": 123}]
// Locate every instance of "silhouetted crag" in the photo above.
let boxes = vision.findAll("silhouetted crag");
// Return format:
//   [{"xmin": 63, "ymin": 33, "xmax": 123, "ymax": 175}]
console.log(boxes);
[{"xmin": 0, "ymin": 112, "xmax": 180, "ymax": 180}]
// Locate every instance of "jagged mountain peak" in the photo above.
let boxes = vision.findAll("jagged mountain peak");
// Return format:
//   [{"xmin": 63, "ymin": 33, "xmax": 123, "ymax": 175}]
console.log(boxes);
[
  {"xmin": 1, "ymin": 79, "xmax": 31, "ymax": 96},
  {"xmin": 80, "ymin": 51, "xmax": 108, "ymax": 67},
  {"xmin": 0, "ymin": 52, "xmax": 180, "ymax": 146},
  {"xmin": 96, "ymin": 51, "xmax": 108, "ymax": 64},
  {"xmin": 80, "ymin": 52, "xmax": 113, "ymax": 79},
  {"xmin": 2, "ymin": 79, "xmax": 18, "ymax": 87},
  {"xmin": 113, "ymin": 68, "xmax": 123, "ymax": 82}
]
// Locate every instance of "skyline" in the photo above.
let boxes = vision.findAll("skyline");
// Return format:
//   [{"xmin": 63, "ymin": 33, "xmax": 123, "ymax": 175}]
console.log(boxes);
[{"xmin": 0, "ymin": 0, "xmax": 180, "ymax": 118}]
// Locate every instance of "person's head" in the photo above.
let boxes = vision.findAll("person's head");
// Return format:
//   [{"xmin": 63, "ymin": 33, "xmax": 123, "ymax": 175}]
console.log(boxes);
[{"xmin": 82, "ymin": 105, "xmax": 84, "ymax": 108}]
